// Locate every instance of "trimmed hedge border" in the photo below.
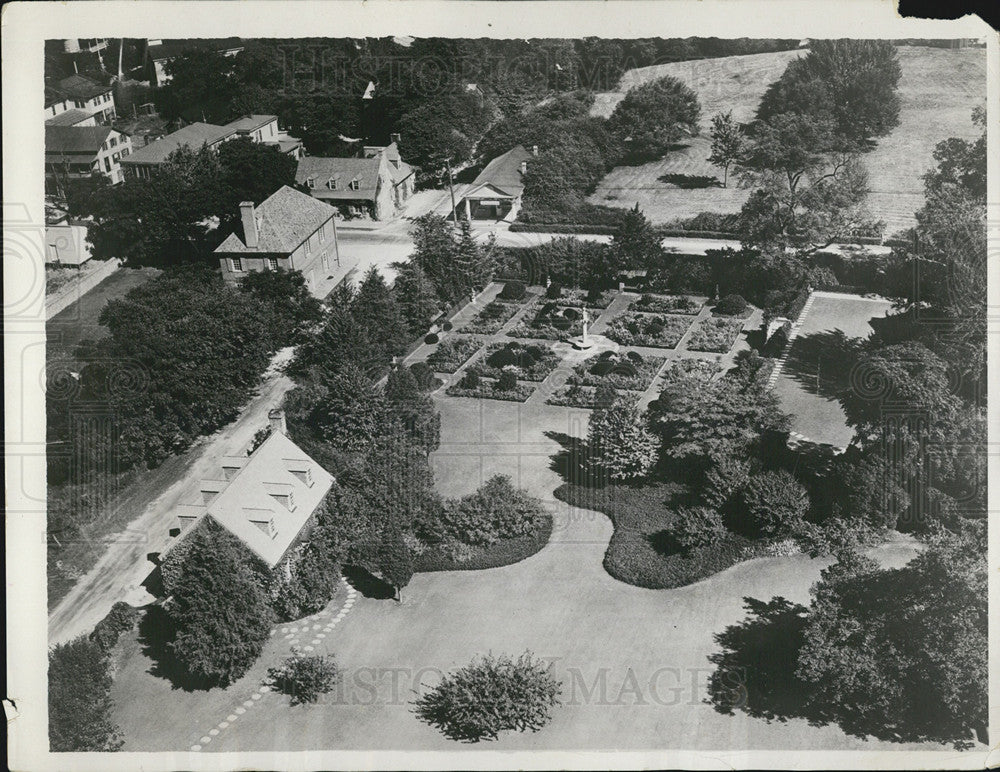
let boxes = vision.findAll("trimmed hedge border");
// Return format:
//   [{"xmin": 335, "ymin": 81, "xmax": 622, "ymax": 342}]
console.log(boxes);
[
  {"xmin": 412, "ymin": 516, "xmax": 553, "ymax": 573},
  {"xmin": 446, "ymin": 378, "xmax": 535, "ymax": 402}
]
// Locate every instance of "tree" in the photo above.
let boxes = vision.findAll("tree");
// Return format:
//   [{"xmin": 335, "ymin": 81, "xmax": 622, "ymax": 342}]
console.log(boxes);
[
  {"xmin": 385, "ymin": 366, "xmax": 441, "ymax": 454},
  {"xmin": 672, "ymin": 506, "xmax": 726, "ymax": 550},
  {"xmin": 392, "ymin": 260, "xmax": 441, "ymax": 336},
  {"xmin": 608, "ymin": 75, "xmax": 701, "ymax": 160},
  {"xmin": 610, "ymin": 204, "xmax": 662, "ymax": 271},
  {"xmin": 708, "ymin": 111, "xmax": 747, "ymax": 187},
  {"xmin": 49, "ymin": 637, "xmax": 123, "ymax": 751},
  {"xmin": 587, "ymin": 393, "xmax": 659, "ymax": 482},
  {"xmin": 290, "ymin": 301, "xmax": 380, "ymax": 380},
  {"xmin": 215, "ymin": 136, "xmax": 297, "ymax": 225},
  {"xmin": 310, "ymin": 368, "xmax": 393, "ymax": 453},
  {"xmin": 796, "ymin": 523, "xmax": 987, "ymax": 748},
  {"xmin": 156, "ymin": 48, "xmax": 239, "ymax": 124},
  {"xmin": 168, "ymin": 521, "xmax": 273, "ymax": 686},
  {"xmin": 703, "ymin": 455, "xmax": 752, "ymax": 509},
  {"xmin": 413, "ymin": 652, "xmax": 562, "ymax": 741},
  {"xmin": 238, "ymin": 268, "xmax": 323, "ymax": 348},
  {"xmin": 268, "ymin": 651, "xmax": 342, "ymax": 705},
  {"xmin": 353, "ymin": 266, "xmax": 410, "ymax": 360},
  {"xmin": 742, "ymin": 470, "xmax": 809, "ymax": 538}
]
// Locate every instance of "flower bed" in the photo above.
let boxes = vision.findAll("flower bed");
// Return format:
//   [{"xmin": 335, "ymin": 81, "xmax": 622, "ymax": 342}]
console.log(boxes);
[
  {"xmin": 470, "ymin": 341, "xmax": 562, "ymax": 382},
  {"xmin": 507, "ymin": 302, "xmax": 585, "ymax": 341},
  {"xmin": 551, "ymin": 288, "xmax": 617, "ymax": 309},
  {"xmin": 446, "ymin": 377, "xmax": 535, "ymax": 402},
  {"xmin": 426, "ymin": 337, "xmax": 483, "ymax": 373},
  {"xmin": 685, "ymin": 317, "xmax": 745, "ymax": 353},
  {"xmin": 413, "ymin": 516, "xmax": 553, "ymax": 573},
  {"xmin": 660, "ymin": 357, "xmax": 722, "ymax": 386},
  {"xmin": 632, "ymin": 293, "xmax": 703, "ymax": 315},
  {"xmin": 605, "ymin": 312, "xmax": 693, "ymax": 349},
  {"xmin": 547, "ymin": 384, "xmax": 639, "ymax": 409},
  {"xmin": 567, "ymin": 351, "xmax": 666, "ymax": 391},
  {"xmin": 461, "ymin": 300, "xmax": 523, "ymax": 335}
]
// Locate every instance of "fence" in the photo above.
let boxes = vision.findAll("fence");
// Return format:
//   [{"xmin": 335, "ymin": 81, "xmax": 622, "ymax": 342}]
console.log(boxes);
[{"xmin": 45, "ymin": 258, "xmax": 121, "ymax": 320}]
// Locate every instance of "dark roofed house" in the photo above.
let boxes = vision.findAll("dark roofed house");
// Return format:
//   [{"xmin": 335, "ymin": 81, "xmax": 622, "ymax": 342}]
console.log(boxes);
[
  {"xmin": 43, "ymin": 74, "xmax": 116, "ymax": 125},
  {"xmin": 46, "ymin": 124, "xmax": 133, "ymax": 185},
  {"xmin": 215, "ymin": 185, "xmax": 342, "ymax": 298},
  {"xmin": 119, "ymin": 121, "xmax": 237, "ymax": 180},
  {"xmin": 224, "ymin": 114, "xmax": 303, "ymax": 159},
  {"xmin": 45, "ymin": 108, "xmax": 98, "ymax": 128},
  {"xmin": 458, "ymin": 144, "xmax": 534, "ymax": 221}
]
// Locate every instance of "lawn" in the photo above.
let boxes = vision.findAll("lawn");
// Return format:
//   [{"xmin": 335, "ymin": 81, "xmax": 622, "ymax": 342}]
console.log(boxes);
[
  {"xmin": 685, "ymin": 317, "xmax": 746, "ymax": 353},
  {"xmin": 425, "ymin": 336, "xmax": 483, "ymax": 373},
  {"xmin": 588, "ymin": 45, "xmax": 987, "ymax": 230},
  {"xmin": 566, "ymin": 351, "xmax": 666, "ymax": 391},
  {"xmin": 460, "ymin": 299, "xmax": 524, "ymax": 335},
  {"xmin": 469, "ymin": 341, "xmax": 562, "ymax": 381},
  {"xmin": 605, "ymin": 312, "xmax": 694, "ymax": 348}
]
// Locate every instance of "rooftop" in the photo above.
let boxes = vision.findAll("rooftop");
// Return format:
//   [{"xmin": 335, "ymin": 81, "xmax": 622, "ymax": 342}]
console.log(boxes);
[
  {"xmin": 467, "ymin": 144, "xmax": 532, "ymax": 199},
  {"xmin": 295, "ymin": 156, "xmax": 382, "ymax": 201},
  {"xmin": 225, "ymin": 114, "xmax": 278, "ymax": 133},
  {"xmin": 45, "ymin": 108, "xmax": 95, "ymax": 127},
  {"xmin": 215, "ymin": 185, "xmax": 337, "ymax": 254},
  {"xmin": 147, "ymin": 37, "xmax": 244, "ymax": 62},
  {"xmin": 45, "ymin": 125, "xmax": 115, "ymax": 156},
  {"xmin": 178, "ymin": 429, "xmax": 334, "ymax": 568},
  {"xmin": 121, "ymin": 121, "xmax": 235, "ymax": 165},
  {"xmin": 55, "ymin": 74, "xmax": 112, "ymax": 101}
]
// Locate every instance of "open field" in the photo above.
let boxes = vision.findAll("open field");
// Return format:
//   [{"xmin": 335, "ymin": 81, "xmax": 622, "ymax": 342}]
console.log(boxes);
[{"xmin": 589, "ymin": 45, "xmax": 987, "ymax": 230}]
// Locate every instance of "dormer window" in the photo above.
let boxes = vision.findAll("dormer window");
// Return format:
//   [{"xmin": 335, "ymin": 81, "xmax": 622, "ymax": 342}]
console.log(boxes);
[
  {"xmin": 251, "ymin": 518, "xmax": 278, "ymax": 538},
  {"xmin": 306, "ymin": 176, "xmax": 315, "ymax": 189},
  {"xmin": 268, "ymin": 490, "xmax": 296, "ymax": 511},
  {"xmin": 327, "ymin": 177, "xmax": 338, "ymax": 190},
  {"xmin": 289, "ymin": 467, "xmax": 313, "ymax": 487},
  {"xmin": 349, "ymin": 179, "xmax": 360, "ymax": 191}
]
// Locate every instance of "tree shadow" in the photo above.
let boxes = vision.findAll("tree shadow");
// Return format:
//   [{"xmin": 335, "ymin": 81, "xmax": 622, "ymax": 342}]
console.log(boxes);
[
  {"xmin": 545, "ymin": 430, "xmax": 597, "ymax": 487},
  {"xmin": 658, "ymin": 173, "xmax": 722, "ymax": 189},
  {"xmin": 342, "ymin": 565, "xmax": 396, "ymax": 600},
  {"xmin": 138, "ymin": 604, "xmax": 214, "ymax": 692},
  {"xmin": 706, "ymin": 596, "xmax": 819, "ymax": 723},
  {"xmin": 646, "ymin": 528, "xmax": 684, "ymax": 556},
  {"xmin": 780, "ymin": 329, "xmax": 862, "ymax": 401}
]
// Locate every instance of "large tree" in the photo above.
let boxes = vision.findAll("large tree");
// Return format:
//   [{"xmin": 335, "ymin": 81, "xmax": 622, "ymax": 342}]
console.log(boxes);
[
  {"xmin": 608, "ymin": 75, "xmax": 701, "ymax": 160},
  {"xmin": 392, "ymin": 260, "xmax": 441, "ymax": 336},
  {"xmin": 168, "ymin": 521, "xmax": 274, "ymax": 686},
  {"xmin": 215, "ymin": 136, "xmax": 298, "ymax": 225},
  {"xmin": 353, "ymin": 266, "xmax": 410, "ymax": 361},
  {"xmin": 610, "ymin": 204, "xmax": 663, "ymax": 272},
  {"xmin": 48, "ymin": 637, "xmax": 123, "ymax": 751},
  {"xmin": 708, "ymin": 111, "xmax": 748, "ymax": 188}
]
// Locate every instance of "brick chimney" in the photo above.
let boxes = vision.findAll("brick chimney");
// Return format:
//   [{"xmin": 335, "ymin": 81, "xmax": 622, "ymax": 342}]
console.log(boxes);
[
  {"xmin": 240, "ymin": 201, "xmax": 258, "ymax": 248},
  {"xmin": 268, "ymin": 408, "xmax": 287, "ymax": 435},
  {"xmin": 532, "ymin": 145, "xmax": 538, "ymax": 156},
  {"xmin": 390, "ymin": 132, "xmax": 401, "ymax": 145},
  {"xmin": 520, "ymin": 160, "xmax": 528, "ymax": 175}
]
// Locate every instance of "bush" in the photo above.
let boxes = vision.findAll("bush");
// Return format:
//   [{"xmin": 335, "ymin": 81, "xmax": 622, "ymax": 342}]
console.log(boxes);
[
  {"xmin": 743, "ymin": 470, "xmax": 809, "ymax": 538},
  {"xmin": 546, "ymin": 282, "xmax": 563, "ymax": 299},
  {"xmin": 409, "ymin": 361, "xmax": 437, "ymax": 391},
  {"xmin": 413, "ymin": 515, "xmax": 553, "ymax": 573},
  {"xmin": 497, "ymin": 370, "xmax": 518, "ymax": 391},
  {"xmin": 715, "ymin": 293, "xmax": 749, "ymax": 316},
  {"xmin": 500, "ymin": 280, "xmax": 527, "ymax": 301},
  {"xmin": 487, "ymin": 347, "xmax": 520, "ymax": 369},
  {"xmin": 413, "ymin": 652, "xmax": 562, "ymax": 741},
  {"xmin": 424, "ymin": 332, "xmax": 440, "ymax": 344},
  {"xmin": 672, "ymin": 506, "xmax": 727, "ymax": 550},
  {"xmin": 49, "ymin": 637, "xmax": 123, "ymax": 751},
  {"xmin": 426, "ymin": 336, "xmax": 482, "ymax": 372},
  {"xmin": 268, "ymin": 651, "xmax": 341, "ymax": 705},
  {"xmin": 460, "ymin": 370, "xmax": 480, "ymax": 388},
  {"xmin": 442, "ymin": 320, "xmax": 454, "ymax": 331},
  {"xmin": 89, "ymin": 601, "xmax": 141, "ymax": 653}
]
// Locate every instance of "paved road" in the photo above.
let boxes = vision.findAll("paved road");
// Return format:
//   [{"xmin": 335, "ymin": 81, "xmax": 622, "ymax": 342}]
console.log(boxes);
[{"xmin": 47, "ymin": 348, "xmax": 297, "ymax": 646}]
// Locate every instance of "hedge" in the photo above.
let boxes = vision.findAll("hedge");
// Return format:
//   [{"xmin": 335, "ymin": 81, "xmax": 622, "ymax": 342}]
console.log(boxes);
[
  {"xmin": 89, "ymin": 602, "xmax": 141, "ymax": 653},
  {"xmin": 413, "ymin": 516, "xmax": 552, "ymax": 573},
  {"xmin": 508, "ymin": 222, "xmax": 620, "ymax": 236},
  {"xmin": 446, "ymin": 377, "xmax": 535, "ymax": 402}
]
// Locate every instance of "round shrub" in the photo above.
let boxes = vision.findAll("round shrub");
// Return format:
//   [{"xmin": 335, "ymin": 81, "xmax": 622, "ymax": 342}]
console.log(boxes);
[
  {"xmin": 540, "ymin": 302, "xmax": 558, "ymax": 317},
  {"xmin": 526, "ymin": 345, "xmax": 545, "ymax": 361},
  {"xmin": 267, "ymin": 651, "xmax": 341, "ymax": 705},
  {"xmin": 647, "ymin": 319, "xmax": 666, "ymax": 335},
  {"xmin": 413, "ymin": 652, "xmax": 562, "ymax": 742},
  {"xmin": 550, "ymin": 316, "xmax": 572, "ymax": 331},
  {"xmin": 716, "ymin": 294, "xmax": 749, "ymax": 316},
  {"xmin": 460, "ymin": 370, "xmax": 480, "ymax": 388},
  {"xmin": 546, "ymin": 282, "xmax": 563, "ymax": 299},
  {"xmin": 743, "ymin": 470, "xmax": 809, "ymax": 538},
  {"xmin": 500, "ymin": 281, "xmax": 526, "ymax": 301},
  {"xmin": 424, "ymin": 332, "xmax": 440, "ymax": 344},
  {"xmin": 672, "ymin": 506, "xmax": 726, "ymax": 550},
  {"xmin": 610, "ymin": 361, "xmax": 638, "ymax": 377},
  {"xmin": 487, "ymin": 347, "xmax": 520, "ymax": 369},
  {"xmin": 562, "ymin": 307, "xmax": 579, "ymax": 320},
  {"xmin": 590, "ymin": 360, "xmax": 615, "ymax": 376},
  {"xmin": 599, "ymin": 350, "xmax": 615, "ymax": 360},
  {"xmin": 442, "ymin": 321, "xmax": 454, "ymax": 332},
  {"xmin": 409, "ymin": 362, "xmax": 436, "ymax": 391},
  {"xmin": 626, "ymin": 350, "xmax": 643, "ymax": 363},
  {"xmin": 497, "ymin": 370, "xmax": 518, "ymax": 391}
]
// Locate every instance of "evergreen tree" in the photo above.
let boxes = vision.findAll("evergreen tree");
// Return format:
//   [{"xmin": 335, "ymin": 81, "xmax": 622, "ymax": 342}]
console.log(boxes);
[
  {"xmin": 587, "ymin": 392, "xmax": 659, "ymax": 482},
  {"xmin": 385, "ymin": 367, "xmax": 441, "ymax": 454},
  {"xmin": 393, "ymin": 260, "xmax": 441, "ymax": 336},
  {"xmin": 611, "ymin": 204, "xmax": 663, "ymax": 272},
  {"xmin": 353, "ymin": 266, "xmax": 409, "ymax": 359}
]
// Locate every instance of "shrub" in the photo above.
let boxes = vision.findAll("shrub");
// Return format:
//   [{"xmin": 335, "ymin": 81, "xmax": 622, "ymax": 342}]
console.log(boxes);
[
  {"xmin": 49, "ymin": 637, "xmax": 123, "ymax": 751},
  {"xmin": 442, "ymin": 321, "xmax": 454, "ymax": 331},
  {"xmin": 497, "ymin": 370, "xmax": 518, "ymax": 391},
  {"xmin": 686, "ymin": 317, "xmax": 745, "ymax": 353},
  {"xmin": 562, "ymin": 307, "xmax": 579, "ymax": 320},
  {"xmin": 268, "ymin": 651, "xmax": 342, "ymax": 705},
  {"xmin": 89, "ymin": 601, "xmax": 141, "ymax": 653},
  {"xmin": 715, "ymin": 293, "xmax": 749, "ymax": 316},
  {"xmin": 587, "ymin": 394, "xmax": 660, "ymax": 482},
  {"xmin": 546, "ymin": 282, "xmax": 563, "ymax": 299},
  {"xmin": 672, "ymin": 506, "xmax": 727, "ymax": 550},
  {"xmin": 427, "ymin": 336, "xmax": 481, "ymax": 373},
  {"xmin": 410, "ymin": 361, "xmax": 437, "ymax": 391},
  {"xmin": 487, "ymin": 347, "xmax": 520, "ymax": 369},
  {"xmin": 704, "ymin": 456, "xmax": 753, "ymax": 510},
  {"xmin": 424, "ymin": 332, "xmax": 440, "ymax": 344},
  {"xmin": 460, "ymin": 370, "xmax": 480, "ymax": 388},
  {"xmin": 500, "ymin": 280, "xmax": 527, "ymax": 301},
  {"xmin": 413, "ymin": 652, "xmax": 562, "ymax": 741},
  {"xmin": 743, "ymin": 470, "xmax": 809, "ymax": 538}
]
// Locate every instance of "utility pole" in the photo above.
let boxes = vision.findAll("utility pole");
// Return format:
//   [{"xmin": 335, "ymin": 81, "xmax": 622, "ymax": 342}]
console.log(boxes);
[
  {"xmin": 445, "ymin": 158, "xmax": 458, "ymax": 226},
  {"xmin": 331, "ymin": 214, "xmax": 341, "ymax": 267}
]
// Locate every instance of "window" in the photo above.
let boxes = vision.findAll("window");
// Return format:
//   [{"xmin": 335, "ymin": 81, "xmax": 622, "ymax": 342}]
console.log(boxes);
[
  {"xmin": 104, "ymin": 93, "xmax": 111, "ymax": 103},
  {"xmin": 104, "ymin": 157, "xmax": 112, "ymax": 172},
  {"xmin": 327, "ymin": 177, "xmax": 338, "ymax": 190},
  {"xmin": 74, "ymin": 100, "xmax": 85, "ymax": 108},
  {"xmin": 120, "ymin": 147, "xmax": 129, "ymax": 157},
  {"xmin": 305, "ymin": 177, "xmax": 315, "ymax": 189},
  {"xmin": 230, "ymin": 258, "xmax": 243, "ymax": 272},
  {"xmin": 267, "ymin": 257, "xmax": 279, "ymax": 271},
  {"xmin": 304, "ymin": 238, "xmax": 312, "ymax": 257},
  {"xmin": 109, "ymin": 135, "xmax": 117, "ymax": 147},
  {"xmin": 349, "ymin": 179, "xmax": 360, "ymax": 191},
  {"xmin": 318, "ymin": 223, "xmax": 326, "ymax": 244},
  {"xmin": 112, "ymin": 152, "xmax": 120, "ymax": 163}
]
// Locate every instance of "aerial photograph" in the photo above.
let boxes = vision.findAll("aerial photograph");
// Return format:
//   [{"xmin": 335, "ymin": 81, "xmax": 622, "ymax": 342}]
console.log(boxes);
[{"xmin": 29, "ymin": 22, "xmax": 989, "ymax": 766}]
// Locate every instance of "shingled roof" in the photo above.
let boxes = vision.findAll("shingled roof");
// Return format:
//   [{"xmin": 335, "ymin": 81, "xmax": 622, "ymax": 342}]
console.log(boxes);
[
  {"xmin": 121, "ymin": 122, "xmax": 235, "ymax": 165},
  {"xmin": 56, "ymin": 74, "xmax": 112, "ymax": 101},
  {"xmin": 225, "ymin": 114, "xmax": 277, "ymax": 133},
  {"xmin": 215, "ymin": 185, "xmax": 336, "ymax": 254},
  {"xmin": 295, "ymin": 156, "xmax": 382, "ymax": 202},
  {"xmin": 45, "ymin": 125, "xmax": 114, "ymax": 156},
  {"xmin": 45, "ymin": 108, "xmax": 95, "ymax": 127},
  {"xmin": 466, "ymin": 145, "xmax": 532, "ymax": 199},
  {"xmin": 147, "ymin": 37, "xmax": 244, "ymax": 62}
]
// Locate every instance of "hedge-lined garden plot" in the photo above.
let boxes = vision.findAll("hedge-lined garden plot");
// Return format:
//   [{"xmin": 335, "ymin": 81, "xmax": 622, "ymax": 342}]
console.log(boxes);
[
  {"xmin": 426, "ymin": 337, "xmax": 483, "ymax": 373},
  {"xmin": 660, "ymin": 357, "xmax": 722, "ymax": 387},
  {"xmin": 605, "ymin": 312, "xmax": 694, "ymax": 348},
  {"xmin": 632, "ymin": 293, "xmax": 703, "ymax": 315},
  {"xmin": 547, "ymin": 383, "xmax": 640, "ymax": 409},
  {"xmin": 469, "ymin": 341, "xmax": 562, "ymax": 382},
  {"xmin": 567, "ymin": 350, "xmax": 666, "ymax": 391},
  {"xmin": 549, "ymin": 287, "xmax": 617, "ymax": 309},
  {"xmin": 461, "ymin": 299, "xmax": 524, "ymax": 335},
  {"xmin": 446, "ymin": 374, "xmax": 535, "ymax": 402},
  {"xmin": 507, "ymin": 302, "xmax": 585, "ymax": 341},
  {"xmin": 685, "ymin": 317, "xmax": 746, "ymax": 353}
]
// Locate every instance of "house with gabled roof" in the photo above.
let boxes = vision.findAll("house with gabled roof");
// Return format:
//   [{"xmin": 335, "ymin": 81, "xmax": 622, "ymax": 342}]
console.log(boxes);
[
  {"xmin": 215, "ymin": 185, "xmax": 341, "ymax": 297},
  {"xmin": 167, "ymin": 409, "xmax": 334, "ymax": 579},
  {"xmin": 44, "ymin": 74, "xmax": 116, "ymax": 125},
  {"xmin": 457, "ymin": 144, "xmax": 535, "ymax": 221},
  {"xmin": 119, "ymin": 121, "xmax": 237, "ymax": 180},
  {"xmin": 45, "ymin": 124, "xmax": 133, "ymax": 185}
]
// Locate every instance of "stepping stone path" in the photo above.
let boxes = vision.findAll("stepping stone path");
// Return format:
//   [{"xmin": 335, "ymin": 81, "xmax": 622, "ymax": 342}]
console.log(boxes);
[{"xmin": 188, "ymin": 579, "xmax": 359, "ymax": 752}]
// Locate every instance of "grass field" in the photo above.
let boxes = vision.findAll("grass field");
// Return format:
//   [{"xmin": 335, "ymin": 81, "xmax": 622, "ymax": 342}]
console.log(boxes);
[{"xmin": 589, "ymin": 45, "xmax": 986, "ymax": 229}]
